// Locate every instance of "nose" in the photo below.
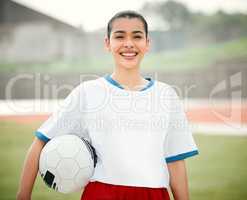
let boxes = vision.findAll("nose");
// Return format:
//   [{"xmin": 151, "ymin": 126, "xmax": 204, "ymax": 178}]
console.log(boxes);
[{"xmin": 123, "ymin": 38, "xmax": 134, "ymax": 48}]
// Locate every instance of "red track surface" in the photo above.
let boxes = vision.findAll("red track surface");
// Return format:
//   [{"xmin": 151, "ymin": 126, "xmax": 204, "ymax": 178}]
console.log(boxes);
[{"xmin": 0, "ymin": 105, "xmax": 246, "ymax": 125}]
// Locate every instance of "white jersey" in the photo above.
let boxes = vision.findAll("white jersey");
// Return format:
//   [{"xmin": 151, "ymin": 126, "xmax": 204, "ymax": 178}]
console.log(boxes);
[{"xmin": 36, "ymin": 75, "xmax": 198, "ymax": 188}]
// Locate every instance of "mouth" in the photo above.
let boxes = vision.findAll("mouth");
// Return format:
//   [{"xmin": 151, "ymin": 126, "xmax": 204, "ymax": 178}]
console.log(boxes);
[{"xmin": 120, "ymin": 52, "xmax": 138, "ymax": 59}]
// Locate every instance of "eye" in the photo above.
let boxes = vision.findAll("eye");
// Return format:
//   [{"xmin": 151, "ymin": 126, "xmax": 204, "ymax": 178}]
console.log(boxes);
[
  {"xmin": 115, "ymin": 36, "xmax": 124, "ymax": 39},
  {"xmin": 134, "ymin": 35, "xmax": 142, "ymax": 39}
]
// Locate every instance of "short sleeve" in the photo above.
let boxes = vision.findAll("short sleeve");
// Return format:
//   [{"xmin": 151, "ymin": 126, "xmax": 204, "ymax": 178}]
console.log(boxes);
[
  {"xmin": 164, "ymin": 88, "xmax": 198, "ymax": 163},
  {"xmin": 35, "ymin": 84, "xmax": 88, "ymax": 143}
]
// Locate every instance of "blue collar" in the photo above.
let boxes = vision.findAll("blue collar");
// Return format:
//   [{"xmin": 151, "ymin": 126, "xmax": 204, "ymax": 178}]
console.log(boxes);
[{"xmin": 104, "ymin": 74, "xmax": 154, "ymax": 91}]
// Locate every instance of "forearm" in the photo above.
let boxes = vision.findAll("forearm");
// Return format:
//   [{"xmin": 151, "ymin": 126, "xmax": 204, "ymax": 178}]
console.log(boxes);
[
  {"xmin": 167, "ymin": 160, "xmax": 189, "ymax": 200},
  {"xmin": 17, "ymin": 138, "xmax": 45, "ymax": 200}
]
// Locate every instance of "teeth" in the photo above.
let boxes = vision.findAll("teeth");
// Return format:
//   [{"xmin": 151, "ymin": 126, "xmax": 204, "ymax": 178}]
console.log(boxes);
[{"xmin": 121, "ymin": 53, "xmax": 137, "ymax": 57}]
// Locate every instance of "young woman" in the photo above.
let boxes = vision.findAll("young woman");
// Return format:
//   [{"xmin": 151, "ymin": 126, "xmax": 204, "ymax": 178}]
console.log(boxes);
[{"xmin": 17, "ymin": 11, "xmax": 198, "ymax": 200}]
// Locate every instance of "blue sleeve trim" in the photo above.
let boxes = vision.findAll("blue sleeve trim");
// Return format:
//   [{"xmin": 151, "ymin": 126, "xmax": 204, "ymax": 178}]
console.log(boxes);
[
  {"xmin": 165, "ymin": 150, "xmax": 199, "ymax": 163},
  {"xmin": 35, "ymin": 131, "xmax": 50, "ymax": 143}
]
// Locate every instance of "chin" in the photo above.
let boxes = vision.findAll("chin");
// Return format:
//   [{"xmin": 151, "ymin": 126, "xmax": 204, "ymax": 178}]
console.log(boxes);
[{"xmin": 119, "ymin": 62, "xmax": 139, "ymax": 70}]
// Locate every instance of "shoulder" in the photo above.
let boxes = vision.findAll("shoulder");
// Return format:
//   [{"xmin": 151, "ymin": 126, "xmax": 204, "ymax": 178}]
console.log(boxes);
[
  {"xmin": 154, "ymin": 80, "xmax": 178, "ymax": 98},
  {"xmin": 80, "ymin": 77, "xmax": 106, "ymax": 89},
  {"xmin": 72, "ymin": 77, "xmax": 106, "ymax": 93},
  {"xmin": 72, "ymin": 77, "xmax": 109, "ymax": 106},
  {"xmin": 155, "ymin": 80, "xmax": 171, "ymax": 89}
]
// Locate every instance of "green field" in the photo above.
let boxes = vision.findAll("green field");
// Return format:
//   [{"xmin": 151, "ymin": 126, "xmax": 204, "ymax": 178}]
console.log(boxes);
[
  {"xmin": 1, "ymin": 37, "xmax": 247, "ymax": 73},
  {"xmin": 0, "ymin": 121, "xmax": 247, "ymax": 200}
]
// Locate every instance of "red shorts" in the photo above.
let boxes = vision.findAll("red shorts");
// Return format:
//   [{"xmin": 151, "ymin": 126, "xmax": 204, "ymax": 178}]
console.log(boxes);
[{"xmin": 81, "ymin": 181, "xmax": 170, "ymax": 200}]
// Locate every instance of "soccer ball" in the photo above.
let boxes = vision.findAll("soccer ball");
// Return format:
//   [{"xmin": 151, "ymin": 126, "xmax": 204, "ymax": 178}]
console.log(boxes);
[{"xmin": 39, "ymin": 134, "xmax": 97, "ymax": 193}]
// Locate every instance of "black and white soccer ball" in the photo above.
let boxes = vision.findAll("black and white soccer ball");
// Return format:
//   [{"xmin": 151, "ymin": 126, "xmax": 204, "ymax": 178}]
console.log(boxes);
[{"xmin": 39, "ymin": 134, "xmax": 97, "ymax": 193}]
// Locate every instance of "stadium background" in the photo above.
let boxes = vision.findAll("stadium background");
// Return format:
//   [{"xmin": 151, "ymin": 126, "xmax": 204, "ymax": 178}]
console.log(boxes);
[{"xmin": 0, "ymin": 0, "xmax": 246, "ymax": 199}]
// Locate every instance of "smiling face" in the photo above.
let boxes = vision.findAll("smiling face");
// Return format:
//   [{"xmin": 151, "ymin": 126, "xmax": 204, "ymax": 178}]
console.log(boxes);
[{"xmin": 105, "ymin": 17, "xmax": 150, "ymax": 70}]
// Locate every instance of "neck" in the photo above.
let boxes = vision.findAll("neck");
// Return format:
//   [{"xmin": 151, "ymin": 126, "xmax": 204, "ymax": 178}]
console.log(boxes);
[{"xmin": 111, "ymin": 66, "xmax": 148, "ymax": 91}]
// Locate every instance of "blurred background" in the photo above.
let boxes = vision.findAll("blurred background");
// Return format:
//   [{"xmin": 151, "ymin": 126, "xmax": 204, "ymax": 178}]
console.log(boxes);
[{"xmin": 0, "ymin": 0, "xmax": 246, "ymax": 199}]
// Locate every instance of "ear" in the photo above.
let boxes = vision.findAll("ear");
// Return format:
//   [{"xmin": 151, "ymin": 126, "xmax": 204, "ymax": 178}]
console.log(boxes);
[
  {"xmin": 104, "ymin": 36, "xmax": 111, "ymax": 52},
  {"xmin": 145, "ymin": 37, "xmax": 151, "ymax": 52}
]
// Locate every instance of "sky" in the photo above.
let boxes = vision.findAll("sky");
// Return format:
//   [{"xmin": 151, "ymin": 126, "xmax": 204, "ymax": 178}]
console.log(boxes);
[{"xmin": 13, "ymin": 0, "xmax": 247, "ymax": 32}]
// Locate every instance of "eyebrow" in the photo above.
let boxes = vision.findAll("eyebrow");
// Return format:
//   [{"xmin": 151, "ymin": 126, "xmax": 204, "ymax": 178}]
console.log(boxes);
[{"xmin": 113, "ymin": 30, "xmax": 144, "ymax": 34}]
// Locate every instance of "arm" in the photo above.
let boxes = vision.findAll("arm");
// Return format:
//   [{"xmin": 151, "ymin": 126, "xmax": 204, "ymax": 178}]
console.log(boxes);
[
  {"xmin": 16, "ymin": 138, "xmax": 45, "ymax": 200},
  {"xmin": 167, "ymin": 160, "xmax": 189, "ymax": 200}
]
